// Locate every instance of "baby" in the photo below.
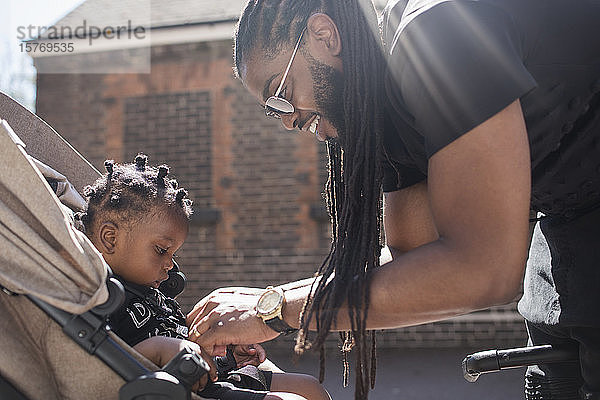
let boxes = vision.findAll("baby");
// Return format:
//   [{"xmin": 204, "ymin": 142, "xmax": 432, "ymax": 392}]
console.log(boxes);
[{"xmin": 80, "ymin": 154, "xmax": 330, "ymax": 400}]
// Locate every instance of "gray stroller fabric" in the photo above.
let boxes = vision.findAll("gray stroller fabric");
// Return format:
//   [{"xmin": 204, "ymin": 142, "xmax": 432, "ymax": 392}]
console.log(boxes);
[
  {"xmin": 0, "ymin": 292, "xmax": 125, "ymax": 400},
  {"xmin": 0, "ymin": 119, "xmax": 108, "ymax": 314},
  {"xmin": 0, "ymin": 93, "xmax": 206, "ymax": 400}
]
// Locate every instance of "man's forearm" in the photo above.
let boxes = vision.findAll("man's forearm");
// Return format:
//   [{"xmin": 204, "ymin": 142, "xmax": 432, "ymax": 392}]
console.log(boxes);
[
  {"xmin": 278, "ymin": 277, "xmax": 320, "ymax": 330},
  {"xmin": 280, "ymin": 238, "xmax": 524, "ymax": 331},
  {"xmin": 365, "ymin": 239, "xmax": 512, "ymax": 329}
]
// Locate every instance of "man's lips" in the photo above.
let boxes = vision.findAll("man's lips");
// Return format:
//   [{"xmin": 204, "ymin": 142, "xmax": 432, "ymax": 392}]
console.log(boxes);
[{"xmin": 299, "ymin": 113, "xmax": 319, "ymax": 131}]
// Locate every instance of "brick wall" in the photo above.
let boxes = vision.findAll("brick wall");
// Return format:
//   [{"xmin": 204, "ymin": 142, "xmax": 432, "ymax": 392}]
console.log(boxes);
[
  {"xmin": 36, "ymin": 73, "xmax": 108, "ymax": 168},
  {"xmin": 35, "ymin": 39, "xmax": 527, "ymax": 349}
]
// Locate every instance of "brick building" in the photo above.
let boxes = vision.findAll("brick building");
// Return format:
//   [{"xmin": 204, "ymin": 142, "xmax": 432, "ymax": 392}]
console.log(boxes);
[{"xmin": 33, "ymin": 0, "xmax": 527, "ymax": 349}]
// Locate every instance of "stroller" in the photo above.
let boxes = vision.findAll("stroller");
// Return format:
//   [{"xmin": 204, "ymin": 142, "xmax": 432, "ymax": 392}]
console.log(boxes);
[
  {"xmin": 461, "ymin": 217, "xmax": 580, "ymax": 387},
  {"xmin": 0, "ymin": 92, "xmax": 209, "ymax": 400}
]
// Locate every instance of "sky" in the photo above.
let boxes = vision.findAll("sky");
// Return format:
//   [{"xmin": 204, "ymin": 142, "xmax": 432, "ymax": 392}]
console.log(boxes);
[{"xmin": 0, "ymin": 0, "xmax": 85, "ymax": 110}]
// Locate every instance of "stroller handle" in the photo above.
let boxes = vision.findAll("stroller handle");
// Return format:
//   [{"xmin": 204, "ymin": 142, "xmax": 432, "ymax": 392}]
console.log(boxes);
[{"xmin": 462, "ymin": 345, "xmax": 578, "ymax": 382}]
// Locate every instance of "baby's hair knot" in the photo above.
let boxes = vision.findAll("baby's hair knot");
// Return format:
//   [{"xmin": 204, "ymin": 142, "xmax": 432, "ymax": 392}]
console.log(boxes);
[
  {"xmin": 157, "ymin": 165, "xmax": 169, "ymax": 186},
  {"xmin": 134, "ymin": 153, "xmax": 148, "ymax": 171},
  {"xmin": 83, "ymin": 185, "xmax": 95, "ymax": 197},
  {"xmin": 175, "ymin": 188, "xmax": 188, "ymax": 205},
  {"xmin": 104, "ymin": 160, "xmax": 114, "ymax": 175}
]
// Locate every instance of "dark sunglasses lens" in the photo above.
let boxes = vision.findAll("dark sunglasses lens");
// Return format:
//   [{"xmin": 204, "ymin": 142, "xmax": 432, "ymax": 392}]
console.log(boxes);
[{"xmin": 265, "ymin": 97, "xmax": 294, "ymax": 115}]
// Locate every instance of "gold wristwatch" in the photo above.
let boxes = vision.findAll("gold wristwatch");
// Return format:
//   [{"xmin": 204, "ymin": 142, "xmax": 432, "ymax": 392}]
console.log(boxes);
[{"xmin": 256, "ymin": 286, "xmax": 298, "ymax": 335}]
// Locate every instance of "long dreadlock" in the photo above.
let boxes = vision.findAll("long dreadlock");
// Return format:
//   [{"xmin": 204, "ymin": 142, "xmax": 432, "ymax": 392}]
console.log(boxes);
[{"xmin": 235, "ymin": 1, "xmax": 385, "ymax": 398}]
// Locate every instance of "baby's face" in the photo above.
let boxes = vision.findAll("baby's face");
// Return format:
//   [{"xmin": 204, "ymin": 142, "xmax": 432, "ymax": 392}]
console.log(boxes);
[{"xmin": 110, "ymin": 212, "xmax": 188, "ymax": 288}]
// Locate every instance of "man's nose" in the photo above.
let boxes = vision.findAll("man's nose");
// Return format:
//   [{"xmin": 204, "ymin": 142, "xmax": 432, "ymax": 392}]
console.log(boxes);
[
  {"xmin": 280, "ymin": 112, "xmax": 299, "ymax": 131},
  {"xmin": 165, "ymin": 259, "xmax": 175, "ymax": 271}
]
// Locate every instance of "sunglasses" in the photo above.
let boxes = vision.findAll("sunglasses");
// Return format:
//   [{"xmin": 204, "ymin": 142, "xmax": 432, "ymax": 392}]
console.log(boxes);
[{"xmin": 264, "ymin": 28, "xmax": 306, "ymax": 119}]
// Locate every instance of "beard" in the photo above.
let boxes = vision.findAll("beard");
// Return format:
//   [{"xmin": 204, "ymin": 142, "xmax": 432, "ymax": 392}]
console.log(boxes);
[{"xmin": 308, "ymin": 57, "xmax": 346, "ymax": 136}]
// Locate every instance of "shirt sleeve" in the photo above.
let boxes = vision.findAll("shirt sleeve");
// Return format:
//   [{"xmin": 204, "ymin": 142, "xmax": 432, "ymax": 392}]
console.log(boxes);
[
  {"xmin": 389, "ymin": 0, "xmax": 537, "ymax": 157},
  {"xmin": 382, "ymin": 156, "xmax": 426, "ymax": 192}
]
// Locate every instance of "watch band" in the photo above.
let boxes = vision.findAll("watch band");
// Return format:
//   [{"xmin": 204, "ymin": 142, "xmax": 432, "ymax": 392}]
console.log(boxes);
[{"xmin": 264, "ymin": 316, "xmax": 298, "ymax": 336}]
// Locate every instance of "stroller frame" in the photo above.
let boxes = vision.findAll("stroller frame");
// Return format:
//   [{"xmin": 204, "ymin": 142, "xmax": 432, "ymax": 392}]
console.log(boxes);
[{"xmin": 0, "ymin": 92, "xmax": 208, "ymax": 400}]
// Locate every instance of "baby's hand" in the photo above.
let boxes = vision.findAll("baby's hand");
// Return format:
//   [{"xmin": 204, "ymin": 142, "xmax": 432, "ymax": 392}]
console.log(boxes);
[
  {"xmin": 133, "ymin": 336, "xmax": 217, "ymax": 389},
  {"xmin": 230, "ymin": 344, "xmax": 267, "ymax": 367}
]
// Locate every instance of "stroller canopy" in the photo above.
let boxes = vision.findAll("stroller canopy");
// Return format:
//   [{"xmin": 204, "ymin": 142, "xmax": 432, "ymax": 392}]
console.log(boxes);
[{"xmin": 0, "ymin": 92, "xmax": 107, "ymax": 314}]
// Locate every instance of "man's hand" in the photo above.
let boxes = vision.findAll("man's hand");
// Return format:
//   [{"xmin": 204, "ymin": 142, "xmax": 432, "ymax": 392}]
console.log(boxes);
[
  {"xmin": 230, "ymin": 344, "xmax": 267, "ymax": 367},
  {"xmin": 186, "ymin": 287, "xmax": 280, "ymax": 355}
]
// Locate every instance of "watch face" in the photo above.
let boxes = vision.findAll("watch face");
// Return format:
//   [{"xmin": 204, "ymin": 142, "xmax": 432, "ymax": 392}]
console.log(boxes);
[{"xmin": 257, "ymin": 290, "xmax": 281, "ymax": 314}]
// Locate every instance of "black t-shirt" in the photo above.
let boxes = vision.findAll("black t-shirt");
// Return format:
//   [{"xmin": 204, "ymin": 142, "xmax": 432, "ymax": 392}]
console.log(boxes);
[
  {"xmin": 381, "ymin": 0, "xmax": 600, "ymax": 327},
  {"xmin": 108, "ymin": 277, "xmax": 188, "ymax": 347},
  {"xmin": 381, "ymin": 0, "xmax": 600, "ymax": 219}
]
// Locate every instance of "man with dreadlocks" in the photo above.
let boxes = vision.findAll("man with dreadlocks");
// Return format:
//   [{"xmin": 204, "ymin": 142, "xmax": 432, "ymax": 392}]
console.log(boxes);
[{"xmin": 188, "ymin": 0, "xmax": 600, "ymax": 399}]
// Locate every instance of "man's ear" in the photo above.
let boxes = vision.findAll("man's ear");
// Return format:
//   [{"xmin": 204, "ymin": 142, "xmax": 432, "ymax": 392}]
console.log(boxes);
[
  {"xmin": 306, "ymin": 13, "xmax": 342, "ymax": 57},
  {"xmin": 97, "ymin": 221, "xmax": 119, "ymax": 254}
]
